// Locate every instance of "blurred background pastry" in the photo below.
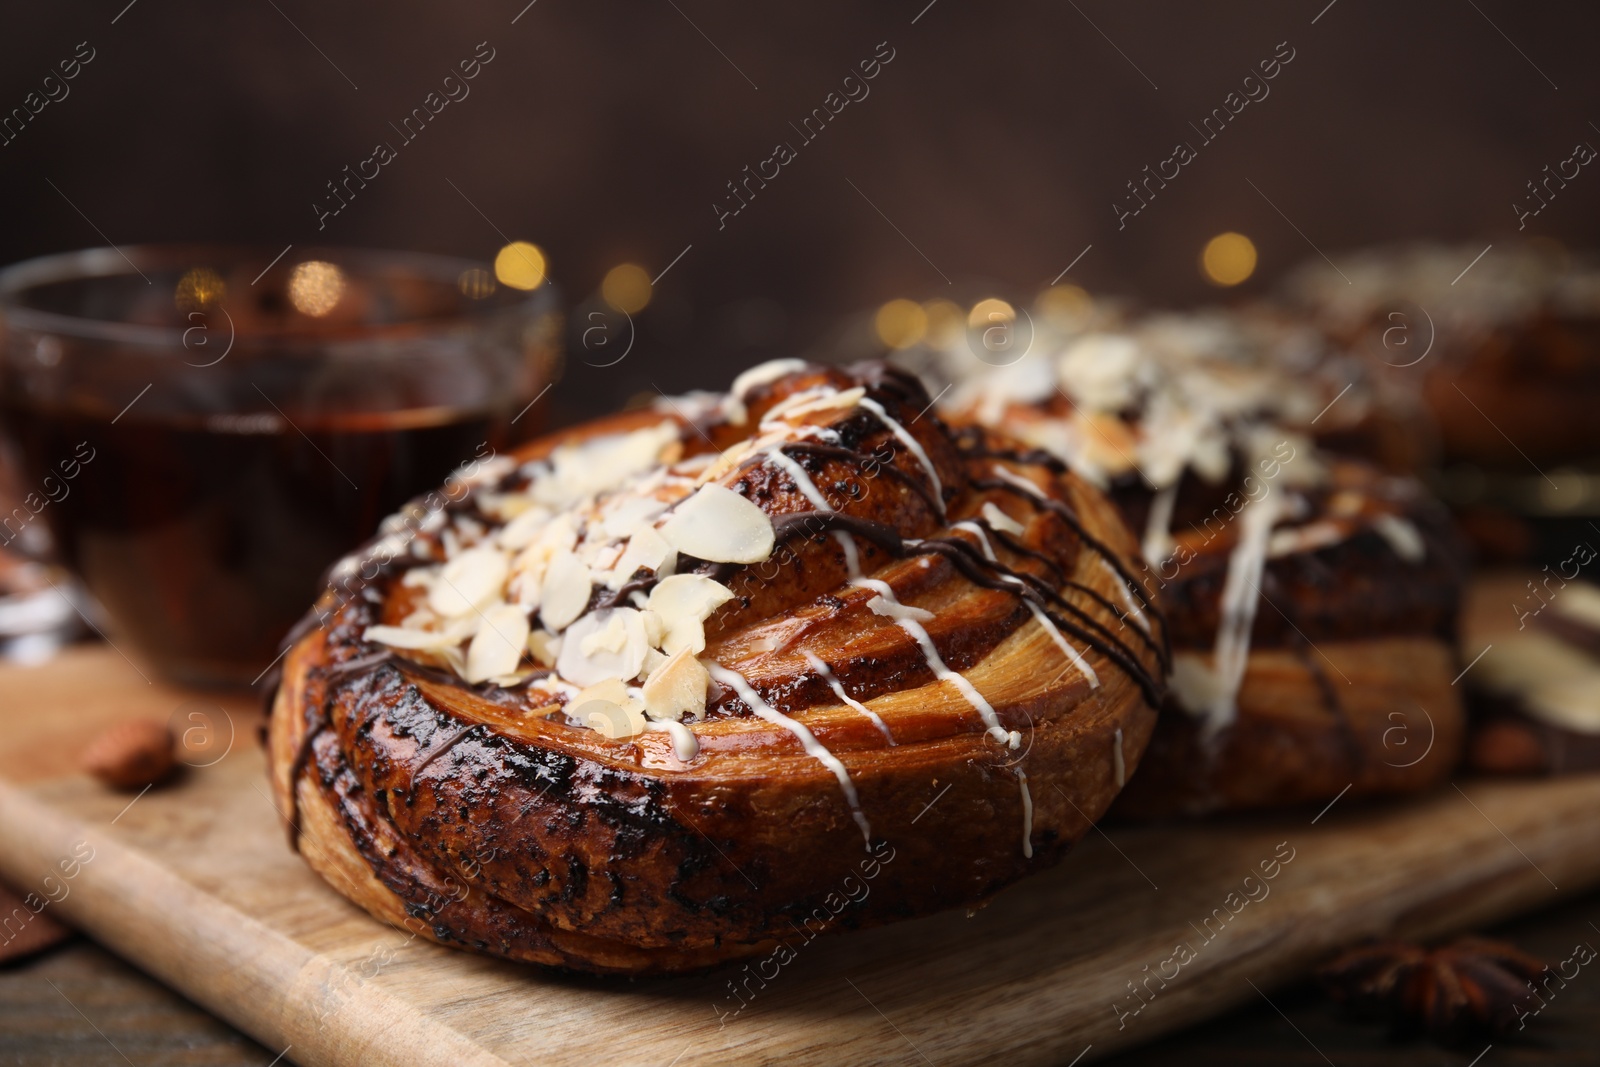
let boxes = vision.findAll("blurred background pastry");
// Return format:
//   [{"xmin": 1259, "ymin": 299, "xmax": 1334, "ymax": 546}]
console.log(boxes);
[
  {"xmin": 926, "ymin": 302, "xmax": 1466, "ymax": 815},
  {"xmin": 1285, "ymin": 241, "xmax": 1600, "ymax": 565}
]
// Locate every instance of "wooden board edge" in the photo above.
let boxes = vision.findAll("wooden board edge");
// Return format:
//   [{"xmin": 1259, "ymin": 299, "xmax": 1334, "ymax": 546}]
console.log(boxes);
[{"xmin": 0, "ymin": 778, "xmax": 515, "ymax": 1067}]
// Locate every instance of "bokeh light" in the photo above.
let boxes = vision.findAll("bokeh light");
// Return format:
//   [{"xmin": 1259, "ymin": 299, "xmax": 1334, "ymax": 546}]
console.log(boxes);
[
  {"xmin": 923, "ymin": 299, "xmax": 965, "ymax": 346},
  {"xmin": 174, "ymin": 267, "xmax": 226, "ymax": 313},
  {"xmin": 967, "ymin": 297, "xmax": 1016, "ymax": 329},
  {"xmin": 287, "ymin": 260, "xmax": 346, "ymax": 317},
  {"xmin": 873, "ymin": 298, "xmax": 927, "ymax": 349},
  {"xmin": 494, "ymin": 241, "xmax": 547, "ymax": 291},
  {"xmin": 458, "ymin": 268, "xmax": 496, "ymax": 300},
  {"xmin": 1201, "ymin": 232, "xmax": 1257, "ymax": 286},
  {"xmin": 602, "ymin": 263, "xmax": 653, "ymax": 314},
  {"xmin": 1036, "ymin": 284, "xmax": 1092, "ymax": 329}
]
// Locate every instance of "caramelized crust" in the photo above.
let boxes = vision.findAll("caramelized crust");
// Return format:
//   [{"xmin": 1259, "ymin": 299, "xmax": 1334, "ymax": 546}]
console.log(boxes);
[
  {"xmin": 1113, "ymin": 636, "xmax": 1464, "ymax": 817},
  {"xmin": 944, "ymin": 371, "xmax": 1467, "ymax": 818},
  {"xmin": 268, "ymin": 363, "xmax": 1165, "ymax": 974}
]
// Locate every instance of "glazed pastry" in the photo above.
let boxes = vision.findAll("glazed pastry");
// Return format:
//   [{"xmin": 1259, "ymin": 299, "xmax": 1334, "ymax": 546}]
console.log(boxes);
[
  {"xmin": 1461, "ymin": 574, "xmax": 1600, "ymax": 775},
  {"xmin": 267, "ymin": 360, "xmax": 1165, "ymax": 975},
  {"xmin": 898, "ymin": 296, "xmax": 1427, "ymax": 473},
  {"xmin": 939, "ymin": 324, "xmax": 1466, "ymax": 816},
  {"xmin": 1285, "ymin": 241, "xmax": 1600, "ymax": 471}
]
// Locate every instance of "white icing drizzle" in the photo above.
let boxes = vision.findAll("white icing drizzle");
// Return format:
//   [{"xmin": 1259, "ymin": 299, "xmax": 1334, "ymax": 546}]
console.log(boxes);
[
  {"xmin": 1101, "ymin": 557, "xmax": 1152, "ymax": 635},
  {"xmin": 1141, "ymin": 482, "xmax": 1178, "ymax": 565},
  {"xmin": 858, "ymin": 396, "xmax": 944, "ymax": 514},
  {"xmin": 708, "ymin": 664, "xmax": 871, "ymax": 845},
  {"xmin": 725, "ymin": 358, "xmax": 808, "ymax": 423},
  {"xmin": 851, "ymin": 576, "xmax": 1012, "ymax": 746},
  {"xmin": 1113, "ymin": 726, "xmax": 1126, "ymax": 787},
  {"xmin": 803, "ymin": 651, "xmax": 895, "ymax": 744},
  {"xmin": 834, "ymin": 530, "xmax": 861, "ymax": 580},
  {"xmin": 643, "ymin": 717, "xmax": 700, "ymax": 762},
  {"xmin": 991, "ymin": 463, "xmax": 1047, "ymax": 501},
  {"xmin": 1023, "ymin": 600, "xmax": 1101, "ymax": 688},
  {"xmin": 951, "ymin": 519, "xmax": 990, "ymax": 547},
  {"xmin": 1371, "ymin": 513, "xmax": 1426, "ymax": 563},
  {"xmin": 951, "ymin": 521, "xmax": 1100, "ymax": 688},
  {"xmin": 1190, "ymin": 492, "xmax": 1285, "ymax": 736},
  {"xmin": 766, "ymin": 447, "xmax": 833, "ymax": 511},
  {"xmin": 1017, "ymin": 768, "xmax": 1034, "ymax": 859}
]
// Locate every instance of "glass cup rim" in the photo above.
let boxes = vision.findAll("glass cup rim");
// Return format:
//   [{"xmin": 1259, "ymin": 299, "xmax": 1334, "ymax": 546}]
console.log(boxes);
[{"xmin": 0, "ymin": 243, "xmax": 544, "ymax": 351}]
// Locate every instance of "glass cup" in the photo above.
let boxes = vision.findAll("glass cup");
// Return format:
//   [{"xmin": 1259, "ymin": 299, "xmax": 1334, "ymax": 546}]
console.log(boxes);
[{"xmin": 0, "ymin": 245, "xmax": 560, "ymax": 686}]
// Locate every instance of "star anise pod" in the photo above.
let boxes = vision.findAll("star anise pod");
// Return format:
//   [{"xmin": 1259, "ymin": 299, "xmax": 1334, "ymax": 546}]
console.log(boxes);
[{"xmin": 1318, "ymin": 936, "xmax": 1550, "ymax": 1046}]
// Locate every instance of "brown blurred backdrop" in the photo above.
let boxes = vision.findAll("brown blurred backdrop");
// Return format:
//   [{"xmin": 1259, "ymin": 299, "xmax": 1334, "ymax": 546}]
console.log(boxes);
[{"xmin": 2, "ymin": 0, "xmax": 1598, "ymax": 422}]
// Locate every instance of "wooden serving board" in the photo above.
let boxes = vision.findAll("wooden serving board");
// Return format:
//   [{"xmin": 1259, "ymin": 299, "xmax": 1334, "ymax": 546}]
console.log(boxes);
[{"xmin": 1, "ymin": 644, "xmax": 1597, "ymax": 1067}]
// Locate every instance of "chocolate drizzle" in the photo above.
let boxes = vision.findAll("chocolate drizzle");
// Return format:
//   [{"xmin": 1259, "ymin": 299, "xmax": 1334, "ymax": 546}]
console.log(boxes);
[
  {"xmin": 775, "ymin": 441, "xmax": 944, "ymax": 516},
  {"xmin": 971, "ymin": 477, "xmax": 1163, "ymax": 621},
  {"xmin": 764, "ymin": 509, "xmax": 1165, "ymax": 707}
]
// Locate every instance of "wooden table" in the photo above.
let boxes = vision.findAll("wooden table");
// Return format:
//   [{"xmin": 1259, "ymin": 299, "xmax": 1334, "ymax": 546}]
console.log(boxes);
[
  {"xmin": 2, "ymin": 637, "xmax": 1597, "ymax": 1066},
  {"xmin": 5, "ymin": 887, "xmax": 1596, "ymax": 1065}
]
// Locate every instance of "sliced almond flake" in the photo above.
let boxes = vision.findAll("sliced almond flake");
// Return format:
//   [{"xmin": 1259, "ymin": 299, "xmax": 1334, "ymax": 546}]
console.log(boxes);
[
  {"xmin": 487, "ymin": 669, "xmax": 538, "ymax": 687},
  {"xmin": 981, "ymin": 501, "xmax": 1026, "ymax": 536},
  {"xmin": 642, "ymin": 648, "xmax": 710, "ymax": 722},
  {"xmin": 398, "ymin": 608, "xmax": 434, "ymax": 629},
  {"xmin": 646, "ymin": 574, "xmax": 736, "ymax": 655},
  {"xmin": 760, "ymin": 385, "xmax": 865, "ymax": 427},
  {"xmin": 401, "ymin": 568, "xmax": 434, "ymax": 588},
  {"xmin": 1058, "ymin": 334, "xmax": 1145, "ymax": 413},
  {"xmin": 527, "ymin": 629, "xmax": 562, "ymax": 667},
  {"xmin": 606, "ymin": 525, "xmax": 677, "ymax": 589},
  {"xmin": 363, "ymin": 625, "xmax": 468, "ymax": 651},
  {"xmin": 477, "ymin": 492, "xmax": 537, "ymax": 524},
  {"xmin": 437, "ymin": 646, "xmax": 468, "ymax": 679},
  {"xmin": 640, "ymin": 646, "xmax": 669, "ymax": 678},
  {"xmin": 573, "ymin": 677, "xmax": 632, "ymax": 707},
  {"xmin": 866, "ymin": 595, "xmax": 936, "ymax": 623},
  {"xmin": 639, "ymin": 609, "xmax": 665, "ymax": 647},
  {"xmin": 573, "ymin": 698, "xmax": 648, "ymax": 740},
  {"xmin": 580, "ymin": 611, "xmax": 636, "ymax": 656},
  {"xmin": 524, "ymin": 702, "xmax": 566, "ymax": 718},
  {"xmin": 510, "ymin": 515, "xmax": 579, "ymax": 607},
  {"xmin": 497, "ymin": 505, "xmax": 553, "ymax": 550},
  {"xmin": 465, "ymin": 603, "xmax": 531, "ymax": 684},
  {"xmin": 697, "ymin": 438, "xmax": 757, "ymax": 486},
  {"xmin": 429, "ymin": 548, "xmax": 509, "ymax": 618},
  {"xmin": 587, "ymin": 540, "xmax": 626, "ymax": 576},
  {"xmin": 461, "ymin": 454, "xmax": 515, "ymax": 488},
  {"xmin": 600, "ymin": 495, "xmax": 670, "ymax": 540},
  {"xmin": 529, "ymin": 674, "xmax": 579, "ymax": 700},
  {"xmin": 557, "ymin": 608, "xmax": 650, "ymax": 687},
  {"xmin": 658, "ymin": 484, "xmax": 775, "ymax": 564},
  {"xmin": 533, "ymin": 422, "xmax": 680, "ymax": 509},
  {"xmin": 439, "ymin": 527, "xmax": 462, "ymax": 559},
  {"xmin": 539, "ymin": 551, "xmax": 593, "ymax": 632}
]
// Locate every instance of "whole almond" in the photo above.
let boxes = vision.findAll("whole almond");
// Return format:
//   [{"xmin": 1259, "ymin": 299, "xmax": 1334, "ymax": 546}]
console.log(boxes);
[{"xmin": 81, "ymin": 719, "xmax": 176, "ymax": 791}]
